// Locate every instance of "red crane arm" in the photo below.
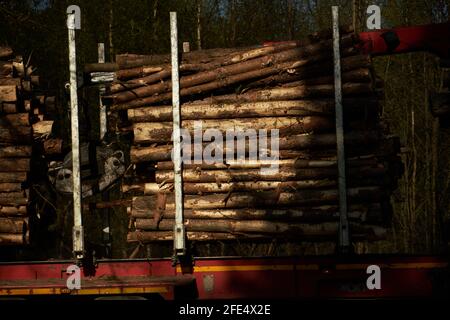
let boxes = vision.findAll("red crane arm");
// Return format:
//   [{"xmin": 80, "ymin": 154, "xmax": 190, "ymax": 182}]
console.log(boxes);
[{"xmin": 358, "ymin": 22, "xmax": 450, "ymax": 58}]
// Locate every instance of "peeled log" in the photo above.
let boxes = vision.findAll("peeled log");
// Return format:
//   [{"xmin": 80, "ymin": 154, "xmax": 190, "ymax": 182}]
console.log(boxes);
[
  {"xmin": 140, "ymin": 176, "xmax": 387, "ymax": 195},
  {"xmin": 0, "ymin": 218, "xmax": 25, "ymax": 233},
  {"xmin": 0, "ymin": 206, "xmax": 27, "ymax": 216},
  {"xmin": 128, "ymin": 223, "xmax": 386, "ymax": 242},
  {"xmin": 127, "ymin": 98, "xmax": 378, "ymax": 122},
  {"xmin": 0, "ymin": 85, "xmax": 17, "ymax": 102},
  {"xmin": 133, "ymin": 116, "xmax": 333, "ymax": 143},
  {"xmin": 0, "ymin": 113, "xmax": 30, "ymax": 127},
  {"xmin": 156, "ymin": 157, "xmax": 378, "ymax": 170},
  {"xmin": 0, "ymin": 159, "xmax": 30, "ymax": 172},
  {"xmin": 32, "ymin": 121, "xmax": 53, "ymax": 138},
  {"xmin": 129, "ymin": 203, "xmax": 383, "ymax": 222},
  {"xmin": 0, "ymin": 183, "xmax": 23, "ymax": 192},
  {"xmin": 0, "ymin": 103, "xmax": 17, "ymax": 114},
  {"xmin": 0, "ymin": 146, "xmax": 32, "ymax": 158},
  {"xmin": 155, "ymin": 165, "xmax": 386, "ymax": 183},
  {"xmin": 130, "ymin": 131, "xmax": 380, "ymax": 163},
  {"xmin": 0, "ymin": 172, "xmax": 27, "ymax": 183},
  {"xmin": 132, "ymin": 186, "xmax": 384, "ymax": 211},
  {"xmin": 0, "ymin": 233, "xmax": 25, "ymax": 245},
  {"xmin": 0, "ymin": 127, "xmax": 32, "ymax": 144},
  {"xmin": 43, "ymin": 138, "xmax": 63, "ymax": 155}
]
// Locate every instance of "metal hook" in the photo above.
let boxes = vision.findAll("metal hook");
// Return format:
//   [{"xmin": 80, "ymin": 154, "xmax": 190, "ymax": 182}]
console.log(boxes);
[{"xmin": 67, "ymin": 5, "xmax": 81, "ymax": 30}]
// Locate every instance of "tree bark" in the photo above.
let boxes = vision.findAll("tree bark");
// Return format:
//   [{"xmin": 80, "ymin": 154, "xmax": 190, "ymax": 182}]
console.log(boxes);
[
  {"xmin": 0, "ymin": 159, "xmax": 30, "ymax": 172},
  {"xmin": 131, "ymin": 186, "xmax": 384, "ymax": 211},
  {"xmin": 0, "ymin": 217, "xmax": 25, "ymax": 233},
  {"xmin": 0, "ymin": 85, "xmax": 17, "ymax": 102},
  {"xmin": 0, "ymin": 205, "xmax": 27, "ymax": 216},
  {"xmin": 0, "ymin": 146, "xmax": 32, "ymax": 158},
  {"xmin": 132, "ymin": 116, "xmax": 333, "ymax": 143},
  {"xmin": 128, "ymin": 222, "xmax": 386, "ymax": 242},
  {"xmin": 0, "ymin": 172, "xmax": 27, "ymax": 183},
  {"xmin": 127, "ymin": 98, "xmax": 378, "ymax": 122},
  {"xmin": 129, "ymin": 202, "xmax": 382, "ymax": 221},
  {"xmin": 0, "ymin": 233, "xmax": 25, "ymax": 245}
]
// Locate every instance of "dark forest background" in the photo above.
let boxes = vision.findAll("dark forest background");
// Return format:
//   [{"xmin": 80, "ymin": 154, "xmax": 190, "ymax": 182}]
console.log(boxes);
[{"xmin": 2, "ymin": 0, "xmax": 450, "ymax": 258}]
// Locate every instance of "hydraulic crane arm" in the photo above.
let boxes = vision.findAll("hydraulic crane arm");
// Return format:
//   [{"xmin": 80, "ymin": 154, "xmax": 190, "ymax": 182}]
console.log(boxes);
[{"xmin": 358, "ymin": 22, "xmax": 450, "ymax": 59}]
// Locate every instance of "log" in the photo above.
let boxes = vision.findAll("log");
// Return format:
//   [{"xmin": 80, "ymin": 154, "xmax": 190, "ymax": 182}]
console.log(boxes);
[
  {"xmin": 129, "ymin": 131, "xmax": 381, "ymax": 163},
  {"xmin": 0, "ymin": 78, "xmax": 21, "ymax": 86},
  {"xmin": 0, "ymin": 62, "xmax": 12, "ymax": 76},
  {"xmin": 129, "ymin": 203, "xmax": 383, "ymax": 222},
  {"xmin": 0, "ymin": 85, "xmax": 17, "ymax": 102},
  {"xmin": 83, "ymin": 199, "xmax": 132, "ymax": 210},
  {"xmin": 0, "ymin": 103, "xmax": 17, "ymax": 114},
  {"xmin": 0, "ymin": 146, "xmax": 32, "ymax": 158},
  {"xmin": 0, "ymin": 46, "xmax": 13, "ymax": 58},
  {"xmin": 156, "ymin": 156, "xmax": 378, "ymax": 170},
  {"xmin": 134, "ymin": 218, "xmax": 384, "ymax": 237},
  {"xmin": 127, "ymin": 223, "xmax": 386, "ymax": 242},
  {"xmin": 0, "ymin": 217, "xmax": 25, "ymax": 233},
  {"xmin": 127, "ymin": 98, "xmax": 378, "ymax": 122},
  {"xmin": 109, "ymin": 36, "xmax": 356, "ymax": 108},
  {"xmin": 116, "ymin": 66, "xmax": 164, "ymax": 80},
  {"xmin": 32, "ymin": 120, "xmax": 53, "ymax": 138},
  {"xmin": 0, "ymin": 159, "xmax": 30, "ymax": 172},
  {"xmin": 0, "ymin": 196, "xmax": 27, "ymax": 206},
  {"xmin": 0, "ymin": 127, "xmax": 32, "ymax": 143},
  {"xmin": 0, "ymin": 113, "xmax": 30, "ymax": 127},
  {"xmin": 155, "ymin": 165, "xmax": 386, "ymax": 183},
  {"xmin": 0, "ymin": 206, "xmax": 27, "ymax": 216},
  {"xmin": 0, "ymin": 183, "xmax": 23, "ymax": 192},
  {"xmin": 0, "ymin": 172, "xmax": 27, "ymax": 183},
  {"xmin": 131, "ymin": 186, "xmax": 385, "ymax": 210},
  {"xmin": 0, "ymin": 233, "xmax": 24, "ymax": 245},
  {"xmin": 113, "ymin": 82, "xmax": 374, "ymax": 110},
  {"xmin": 197, "ymin": 83, "xmax": 374, "ymax": 104},
  {"xmin": 43, "ymin": 138, "xmax": 63, "ymax": 155},
  {"xmin": 132, "ymin": 116, "xmax": 334, "ymax": 143},
  {"xmin": 139, "ymin": 176, "xmax": 387, "ymax": 195}
]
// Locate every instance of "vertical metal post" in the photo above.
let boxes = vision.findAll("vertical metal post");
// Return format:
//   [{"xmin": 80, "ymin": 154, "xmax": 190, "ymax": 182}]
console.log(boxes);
[
  {"xmin": 332, "ymin": 6, "xmax": 350, "ymax": 252},
  {"xmin": 170, "ymin": 12, "xmax": 186, "ymax": 257},
  {"xmin": 67, "ymin": 13, "xmax": 84, "ymax": 260},
  {"xmin": 98, "ymin": 43, "xmax": 107, "ymax": 140}
]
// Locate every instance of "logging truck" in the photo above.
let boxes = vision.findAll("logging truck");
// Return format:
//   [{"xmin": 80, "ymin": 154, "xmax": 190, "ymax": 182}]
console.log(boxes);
[{"xmin": 1, "ymin": 8, "xmax": 450, "ymax": 301}]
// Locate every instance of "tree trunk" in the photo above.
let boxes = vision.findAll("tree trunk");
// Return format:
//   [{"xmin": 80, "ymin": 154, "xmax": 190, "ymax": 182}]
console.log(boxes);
[
  {"xmin": 0, "ymin": 85, "xmax": 17, "ymax": 102},
  {"xmin": 127, "ymin": 97, "xmax": 378, "ymax": 122},
  {"xmin": 0, "ymin": 159, "xmax": 30, "ymax": 172},
  {"xmin": 0, "ymin": 146, "xmax": 32, "ymax": 158},
  {"xmin": 0, "ymin": 205, "xmax": 27, "ymax": 216},
  {"xmin": 133, "ymin": 116, "xmax": 333, "ymax": 143},
  {"xmin": 129, "ymin": 202, "xmax": 383, "ymax": 222},
  {"xmin": 0, "ymin": 217, "xmax": 25, "ymax": 233},
  {"xmin": 131, "ymin": 186, "xmax": 384, "ymax": 211},
  {"xmin": 155, "ymin": 165, "xmax": 385, "ymax": 183},
  {"xmin": 128, "ymin": 222, "xmax": 386, "ymax": 242},
  {"xmin": 0, "ymin": 172, "xmax": 27, "ymax": 183}
]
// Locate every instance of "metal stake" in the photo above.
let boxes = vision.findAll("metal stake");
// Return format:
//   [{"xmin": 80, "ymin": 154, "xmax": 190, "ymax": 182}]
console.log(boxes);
[
  {"xmin": 332, "ymin": 6, "xmax": 350, "ymax": 252},
  {"xmin": 98, "ymin": 43, "xmax": 107, "ymax": 140},
  {"xmin": 170, "ymin": 12, "xmax": 186, "ymax": 257},
  {"xmin": 67, "ymin": 12, "xmax": 84, "ymax": 260}
]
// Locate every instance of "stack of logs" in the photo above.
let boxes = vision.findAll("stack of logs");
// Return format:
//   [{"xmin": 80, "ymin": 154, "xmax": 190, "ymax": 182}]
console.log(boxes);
[
  {"xmin": 0, "ymin": 46, "xmax": 54, "ymax": 245},
  {"xmin": 98, "ymin": 26, "xmax": 403, "ymax": 245}
]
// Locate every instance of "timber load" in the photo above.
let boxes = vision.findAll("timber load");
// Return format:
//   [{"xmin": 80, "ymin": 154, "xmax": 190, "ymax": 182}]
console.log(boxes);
[
  {"xmin": 95, "ymin": 26, "xmax": 403, "ymax": 245},
  {"xmin": 0, "ymin": 46, "xmax": 55, "ymax": 246}
]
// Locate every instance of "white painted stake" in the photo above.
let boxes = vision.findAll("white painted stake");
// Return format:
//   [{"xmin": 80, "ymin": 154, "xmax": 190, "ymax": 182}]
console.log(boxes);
[
  {"xmin": 332, "ymin": 6, "xmax": 350, "ymax": 251},
  {"xmin": 98, "ymin": 43, "xmax": 107, "ymax": 140},
  {"xmin": 67, "ymin": 13, "xmax": 84, "ymax": 260},
  {"xmin": 170, "ymin": 12, "xmax": 186, "ymax": 256}
]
